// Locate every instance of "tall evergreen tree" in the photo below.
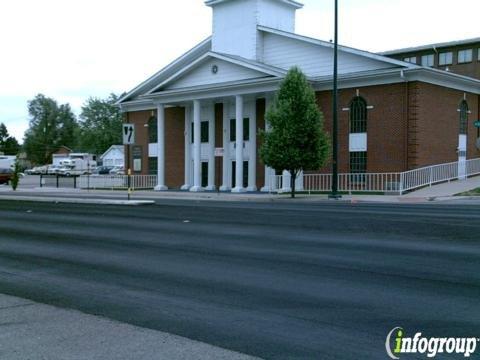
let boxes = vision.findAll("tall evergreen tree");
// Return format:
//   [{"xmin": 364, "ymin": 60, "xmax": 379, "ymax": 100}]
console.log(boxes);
[
  {"xmin": 260, "ymin": 67, "xmax": 330, "ymax": 198},
  {"xmin": 77, "ymin": 94, "xmax": 123, "ymax": 155},
  {"xmin": 0, "ymin": 123, "xmax": 20, "ymax": 155},
  {"xmin": 23, "ymin": 94, "xmax": 78, "ymax": 165}
]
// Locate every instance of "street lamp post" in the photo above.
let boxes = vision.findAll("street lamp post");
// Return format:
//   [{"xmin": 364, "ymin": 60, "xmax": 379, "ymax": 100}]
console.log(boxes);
[{"xmin": 329, "ymin": 0, "xmax": 341, "ymax": 199}]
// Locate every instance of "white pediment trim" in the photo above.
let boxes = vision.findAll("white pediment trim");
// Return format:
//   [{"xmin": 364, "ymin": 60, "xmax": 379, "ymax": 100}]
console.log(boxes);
[{"xmin": 146, "ymin": 52, "xmax": 286, "ymax": 94}]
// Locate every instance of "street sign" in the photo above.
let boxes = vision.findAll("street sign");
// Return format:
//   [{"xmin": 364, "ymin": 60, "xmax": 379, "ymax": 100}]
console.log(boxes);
[
  {"xmin": 123, "ymin": 124, "xmax": 135, "ymax": 145},
  {"xmin": 474, "ymin": 120, "xmax": 480, "ymax": 128}
]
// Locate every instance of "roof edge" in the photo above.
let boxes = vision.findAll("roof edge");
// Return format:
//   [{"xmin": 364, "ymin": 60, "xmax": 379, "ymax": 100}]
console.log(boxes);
[
  {"xmin": 258, "ymin": 25, "xmax": 418, "ymax": 70},
  {"xmin": 205, "ymin": 0, "xmax": 303, "ymax": 9},
  {"xmin": 116, "ymin": 36, "xmax": 212, "ymax": 105},
  {"xmin": 380, "ymin": 37, "xmax": 480, "ymax": 56}
]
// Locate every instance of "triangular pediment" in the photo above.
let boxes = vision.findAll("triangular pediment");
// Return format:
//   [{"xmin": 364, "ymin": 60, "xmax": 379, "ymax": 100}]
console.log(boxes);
[{"xmin": 150, "ymin": 52, "xmax": 284, "ymax": 93}]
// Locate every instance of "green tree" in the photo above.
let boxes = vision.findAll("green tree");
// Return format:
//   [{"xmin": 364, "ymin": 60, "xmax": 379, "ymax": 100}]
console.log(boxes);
[
  {"xmin": 260, "ymin": 67, "xmax": 330, "ymax": 198},
  {"xmin": 0, "ymin": 123, "xmax": 20, "ymax": 155},
  {"xmin": 23, "ymin": 94, "xmax": 78, "ymax": 165},
  {"xmin": 10, "ymin": 157, "xmax": 21, "ymax": 191},
  {"xmin": 77, "ymin": 94, "xmax": 123, "ymax": 155}
]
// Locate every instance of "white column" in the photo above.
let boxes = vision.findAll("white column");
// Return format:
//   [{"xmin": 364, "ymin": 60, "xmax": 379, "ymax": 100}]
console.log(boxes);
[
  {"xmin": 261, "ymin": 97, "xmax": 275, "ymax": 192},
  {"xmin": 232, "ymin": 95, "xmax": 246, "ymax": 193},
  {"xmin": 220, "ymin": 102, "xmax": 231, "ymax": 191},
  {"xmin": 247, "ymin": 100, "xmax": 257, "ymax": 191},
  {"xmin": 154, "ymin": 104, "xmax": 168, "ymax": 191},
  {"xmin": 282, "ymin": 170, "xmax": 291, "ymax": 192},
  {"xmin": 181, "ymin": 105, "xmax": 191, "ymax": 190},
  {"xmin": 190, "ymin": 100, "xmax": 203, "ymax": 192},
  {"xmin": 206, "ymin": 104, "xmax": 216, "ymax": 190}
]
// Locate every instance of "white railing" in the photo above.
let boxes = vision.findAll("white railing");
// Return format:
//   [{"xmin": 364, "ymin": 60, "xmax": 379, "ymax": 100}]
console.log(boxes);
[
  {"xmin": 268, "ymin": 158, "xmax": 480, "ymax": 195},
  {"xmin": 78, "ymin": 175, "xmax": 157, "ymax": 190}
]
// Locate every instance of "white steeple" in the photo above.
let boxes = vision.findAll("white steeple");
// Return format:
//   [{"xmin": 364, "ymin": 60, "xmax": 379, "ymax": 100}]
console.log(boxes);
[{"xmin": 205, "ymin": 0, "xmax": 303, "ymax": 60}]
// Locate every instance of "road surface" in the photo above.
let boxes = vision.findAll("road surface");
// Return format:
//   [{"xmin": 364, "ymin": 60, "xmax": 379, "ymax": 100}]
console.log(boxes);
[{"xmin": 0, "ymin": 199, "xmax": 478, "ymax": 359}]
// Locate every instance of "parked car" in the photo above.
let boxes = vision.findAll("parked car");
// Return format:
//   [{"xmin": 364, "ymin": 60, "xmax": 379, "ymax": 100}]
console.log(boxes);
[
  {"xmin": 0, "ymin": 168, "xmax": 13, "ymax": 185},
  {"xmin": 94, "ymin": 166, "xmax": 114, "ymax": 175},
  {"xmin": 109, "ymin": 166, "xmax": 125, "ymax": 175},
  {"xmin": 47, "ymin": 165, "xmax": 62, "ymax": 175},
  {"xmin": 27, "ymin": 165, "xmax": 49, "ymax": 175}
]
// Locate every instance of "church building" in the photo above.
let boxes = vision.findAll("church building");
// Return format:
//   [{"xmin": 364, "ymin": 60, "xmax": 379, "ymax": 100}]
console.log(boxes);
[{"xmin": 117, "ymin": 0, "xmax": 480, "ymax": 192}]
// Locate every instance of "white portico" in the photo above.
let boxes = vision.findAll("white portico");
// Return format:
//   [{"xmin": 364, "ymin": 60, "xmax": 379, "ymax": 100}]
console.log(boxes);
[{"xmin": 119, "ymin": 0, "xmax": 305, "ymax": 192}]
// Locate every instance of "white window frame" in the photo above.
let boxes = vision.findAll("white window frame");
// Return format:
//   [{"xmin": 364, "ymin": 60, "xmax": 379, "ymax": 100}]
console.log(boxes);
[
  {"xmin": 403, "ymin": 56, "xmax": 417, "ymax": 64},
  {"xmin": 421, "ymin": 54, "xmax": 434, "ymax": 67},
  {"xmin": 439, "ymin": 52, "xmax": 453, "ymax": 66},
  {"xmin": 458, "ymin": 49, "xmax": 473, "ymax": 64}
]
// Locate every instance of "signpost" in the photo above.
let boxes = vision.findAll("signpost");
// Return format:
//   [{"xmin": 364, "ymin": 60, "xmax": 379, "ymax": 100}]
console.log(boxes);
[{"xmin": 123, "ymin": 124, "xmax": 135, "ymax": 200}]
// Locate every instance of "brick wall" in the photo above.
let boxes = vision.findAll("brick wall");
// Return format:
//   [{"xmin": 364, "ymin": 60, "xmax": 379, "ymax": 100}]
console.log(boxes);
[
  {"xmin": 215, "ymin": 103, "xmax": 223, "ymax": 188},
  {"xmin": 411, "ymin": 82, "xmax": 480, "ymax": 168},
  {"xmin": 125, "ymin": 84, "xmax": 479, "ymax": 185},
  {"xmin": 317, "ymin": 83, "xmax": 408, "ymax": 173},
  {"xmin": 125, "ymin": 108, "xmax": 185, "ymax": 188},
  {"xmin": 125, "ymin": 110, "xmax": 152, "ymax": 174},
  {"xmin": 256, "ymin": 98, "xmax": 266, "ymax": 189},
  {"xmin": 388, "ymin": 44, "xmax": 480, "ymax": 80},
  {"xmin": 165, "ymin": 107, "xmax": 185, "ymax": 188}
]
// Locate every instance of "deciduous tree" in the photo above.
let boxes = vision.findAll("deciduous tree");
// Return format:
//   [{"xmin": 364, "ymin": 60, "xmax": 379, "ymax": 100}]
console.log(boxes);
[
  {"xmin": 23, "ymin": 94, "xmax": 78, "ymax": 165},
  {"xmin": 77, "ymin": 94, "xmax": 123, "ymax": 155},
  {"xmin": 0, "ymin": 123, "xmax": 20, "ymax": 155},
  {"xmin": 260, "ymin": 67, "xmax": 330, "ymax": 198}
]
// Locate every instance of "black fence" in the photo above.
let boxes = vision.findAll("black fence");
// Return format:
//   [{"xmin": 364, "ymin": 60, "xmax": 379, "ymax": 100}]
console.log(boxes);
[{"xmin": 40, "ymin": 174, "xmax": 80, "ymax": 189}]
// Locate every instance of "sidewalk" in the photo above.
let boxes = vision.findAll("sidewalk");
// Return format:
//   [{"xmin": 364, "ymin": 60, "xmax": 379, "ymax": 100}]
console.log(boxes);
[
  {"xmin": 402, "ymin": 176, "xmax": 480, "ymax": 198},
  {"xmin": 0, "ymin": 293, "xmax": 258, "ymax": 360},
  {"xmin": 1, "ymin": 175, "xmax": 479, "ymax": 204}
]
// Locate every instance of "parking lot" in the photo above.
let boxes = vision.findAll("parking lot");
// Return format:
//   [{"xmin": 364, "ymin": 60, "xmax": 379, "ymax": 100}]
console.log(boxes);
[{"xmin": 0, "ymin": 175, "xmax": 39, "ymax": 190}]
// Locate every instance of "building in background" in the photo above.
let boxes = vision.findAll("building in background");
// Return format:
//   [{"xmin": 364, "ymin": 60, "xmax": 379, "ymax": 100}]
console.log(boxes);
[
  {"xmin": 52, "ymin": 146, "xmax": 72, "ymax": 166},
  {"xmin": 382, "ymin": 38, "xmax": 480, "ymax": 80},
  {"xmin": 100, "ymin": 145, "xmax": 125, "ymax": 167},
  {"xmin": 117, "ymin": 0, "xmax": 480, "ymax": 191}
]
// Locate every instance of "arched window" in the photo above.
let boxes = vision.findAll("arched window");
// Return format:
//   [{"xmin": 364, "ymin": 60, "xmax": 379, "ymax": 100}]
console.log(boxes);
[
  {"xmin": 148, "ymin": 116, "xmax": 157, "ymax": 143},
  {"xmin": 459, "ymin": 100, "xmax": 469, "ymax": 135},
  {"xmin": 350, "ymin": 97, "xmax": 367, "ymax": 133}
]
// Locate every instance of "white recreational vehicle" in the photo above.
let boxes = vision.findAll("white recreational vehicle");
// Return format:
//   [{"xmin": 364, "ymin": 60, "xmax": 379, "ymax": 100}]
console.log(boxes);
[
  {"xmin": 0, "ymin": 156, "xmax": 15, "ymax": 170},
  {"xmin": 57, "ymin": 153, "xmax": 97, "ymax": 176}
]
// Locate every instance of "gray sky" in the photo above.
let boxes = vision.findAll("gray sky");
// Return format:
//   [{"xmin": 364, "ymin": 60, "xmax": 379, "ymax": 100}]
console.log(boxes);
[{"xmin": 1, "ymin": 0, "xmax": 479, "ymax": 141}]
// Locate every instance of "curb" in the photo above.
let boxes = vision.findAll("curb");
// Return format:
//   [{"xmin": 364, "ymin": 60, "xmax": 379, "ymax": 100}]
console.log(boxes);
[{"xmin": 0, "ymin": 196, "xmax": 155, "ymax": 206}]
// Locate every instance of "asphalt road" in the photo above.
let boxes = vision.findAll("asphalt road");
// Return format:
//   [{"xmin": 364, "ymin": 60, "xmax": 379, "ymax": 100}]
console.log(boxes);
[{"xmin": 0, "ymin": 199, "xmax": 479, "ymax": 359}]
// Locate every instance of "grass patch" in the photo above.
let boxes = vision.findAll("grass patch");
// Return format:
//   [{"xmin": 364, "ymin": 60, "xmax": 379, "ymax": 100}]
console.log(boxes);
[
  {"xmin": 456, "ymin": 188, "xmax": 480, "ymax": 196},
  {"xmin": 279, "ymin": 191, "xmax": 386, "ymax": 196}
]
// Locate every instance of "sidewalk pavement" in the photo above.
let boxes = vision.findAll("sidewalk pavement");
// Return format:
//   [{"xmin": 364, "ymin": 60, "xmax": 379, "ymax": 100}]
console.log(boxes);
[
  {"xmin": 1, "ymin": 175, "xmax": 479, "ymax": 204},
  {"xmin": 0, "ymin": 293, "xmax": 258, "ymax": 360},
  {"xmin": 402, "ymin": 175, "xmax": 480, "ymax": 198}
]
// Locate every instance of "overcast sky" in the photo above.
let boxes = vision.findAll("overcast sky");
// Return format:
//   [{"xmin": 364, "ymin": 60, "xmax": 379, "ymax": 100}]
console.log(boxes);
[{"xmin": 1, "ymin": 0, "xmax": 478, "ymax": 141}]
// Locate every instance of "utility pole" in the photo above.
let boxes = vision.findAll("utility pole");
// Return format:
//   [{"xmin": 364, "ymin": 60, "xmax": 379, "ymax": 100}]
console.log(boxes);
[{"xmin": 329, "ymin": 0, "xmax": 341, "ymax": 199}]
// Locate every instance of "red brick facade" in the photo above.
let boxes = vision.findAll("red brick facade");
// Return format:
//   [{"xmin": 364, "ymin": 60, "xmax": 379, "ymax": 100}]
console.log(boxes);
[
  {"xmin": 317, "ymin": 82, "xmax": 480, "ymax": 174},
  {"xmin": 126, "ymin": 82, "xmax": 480, "ymax": 189}
]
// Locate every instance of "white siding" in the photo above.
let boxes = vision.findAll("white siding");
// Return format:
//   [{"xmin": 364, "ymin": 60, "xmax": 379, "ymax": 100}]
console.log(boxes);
[
  {"xmin": 211, "ymin": 0, "xmax": 298, "ymax": 60},
  {"xmin": 211, "ymin": 0, "xmax": 258, "ymax": 59},
  {"xmin": 102, "ymin": 148, "xmax": 124, "ymax": 166},
  {"xmin": 165, "ymin": 58, "xmax": 269, "ymax": 90},
  {"xmin": 262, "ymin": 32, "xmax": 396, "ymax": 77},
  {"xmin": 257, "ymin": 0, "xmax": 296, "ymax": 33}
]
